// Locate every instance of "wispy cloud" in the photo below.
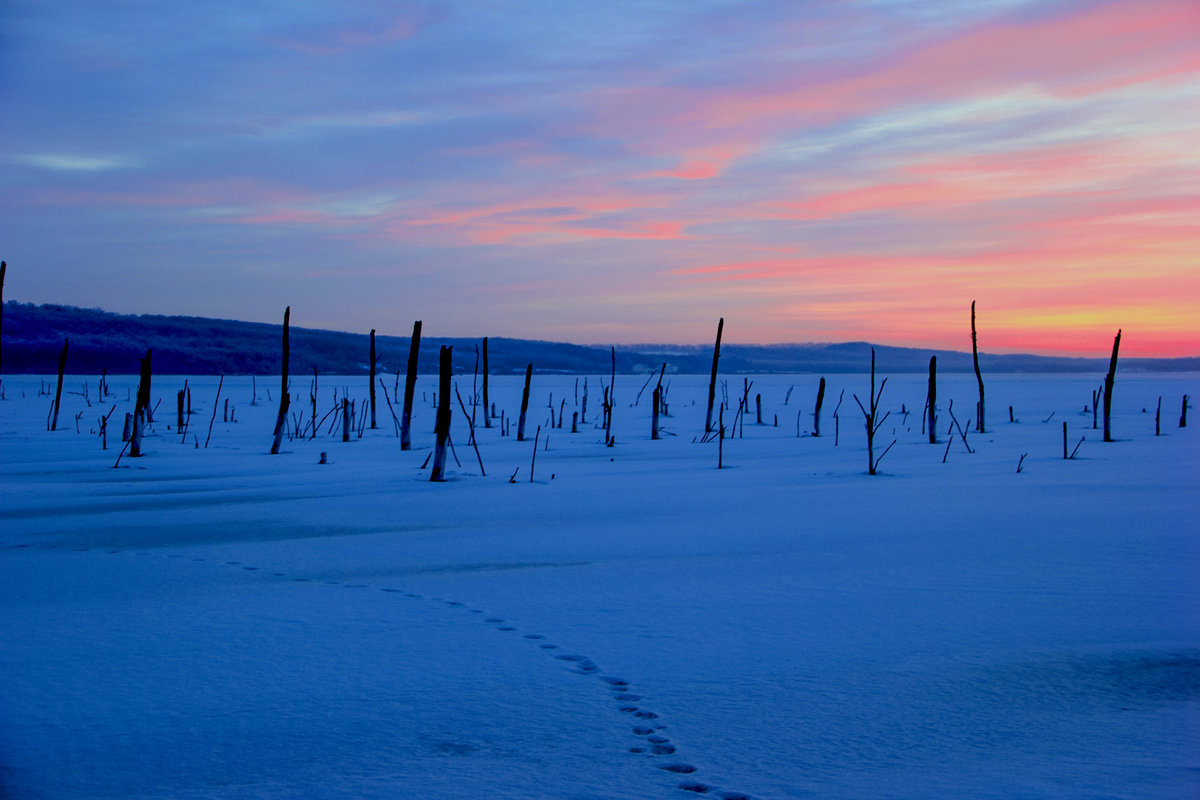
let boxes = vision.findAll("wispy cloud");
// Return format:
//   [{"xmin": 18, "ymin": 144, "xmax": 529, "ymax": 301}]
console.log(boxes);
[
  {"xmin": 11, "ymin": 153, "xmax": 136, "ymax": 172},
  {"xmin": 1, "ymin": 0, "xmax": 1196, "ymax": 355}
]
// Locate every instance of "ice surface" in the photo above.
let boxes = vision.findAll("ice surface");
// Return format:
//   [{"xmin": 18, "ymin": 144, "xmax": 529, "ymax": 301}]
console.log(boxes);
[{"xmin": 1, "ymin": 371, "xmax": 1197, "ymax": 799}]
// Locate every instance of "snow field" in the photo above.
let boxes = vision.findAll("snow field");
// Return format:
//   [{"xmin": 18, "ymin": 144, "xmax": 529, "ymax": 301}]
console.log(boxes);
[{"xmin": 2, "ymin": 370, "xmax": 1198, "ymax": 799}]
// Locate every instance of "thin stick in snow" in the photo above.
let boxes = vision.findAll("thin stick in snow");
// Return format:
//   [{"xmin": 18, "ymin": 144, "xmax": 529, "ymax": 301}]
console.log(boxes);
[
  {"xmin": 455, "ymin": 383, "xmax": 486, "ymax": 476},
  {"xmin": 530, "ymin": 425, "xmax": 541, "ymax": 482},
  {"xmin": 204, "ymin": 376, "xmax": 223, "ymax": 448}
]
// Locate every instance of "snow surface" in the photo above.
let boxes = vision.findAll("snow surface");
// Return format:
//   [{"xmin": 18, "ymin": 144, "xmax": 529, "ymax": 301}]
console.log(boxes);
[{"xmin": 1, "ymin": 371, "xmax": 1197, "ymax": 799}]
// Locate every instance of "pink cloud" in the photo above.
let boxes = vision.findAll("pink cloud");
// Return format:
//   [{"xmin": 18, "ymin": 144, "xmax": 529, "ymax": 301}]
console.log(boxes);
[
  {"xmin": 580, "ymin": 0, "xmax": 1200, "ymax": 185},
  {"xmin": 699, "ymin": 0, "xmax": 1200, "ymax": 127}
]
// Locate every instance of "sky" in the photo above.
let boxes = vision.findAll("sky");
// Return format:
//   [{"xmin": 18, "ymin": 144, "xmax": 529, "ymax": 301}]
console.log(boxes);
[{"xmin": 1, "ymin": 0, "xmax": 1197, "ymax": 357}]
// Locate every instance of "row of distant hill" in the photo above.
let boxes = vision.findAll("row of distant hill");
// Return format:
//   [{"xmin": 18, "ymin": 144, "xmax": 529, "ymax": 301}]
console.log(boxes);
[{"xmin": 2, "ymin": 302, "xmax": 1196, "ymax": 376}]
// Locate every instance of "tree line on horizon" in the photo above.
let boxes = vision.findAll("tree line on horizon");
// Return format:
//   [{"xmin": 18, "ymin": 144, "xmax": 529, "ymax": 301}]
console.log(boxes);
[{"xmin": 3, "ymin": 300, "xmax": 1195, "ymax": 377}]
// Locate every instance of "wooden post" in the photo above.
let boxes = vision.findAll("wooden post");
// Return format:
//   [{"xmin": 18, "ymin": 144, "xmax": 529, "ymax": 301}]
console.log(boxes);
[
  {"xmin": 1063, "ymin": 421, "xmax": 1069, "ymax": 459},
  {"xmin": 652, "ymin": 386, "xmax": 661, "ymax": 440},
  {"xmin": 369, "ymin": 329, "xmax": 377, "ymax": 429},
  {"xmin": 400, "ymin": 320, "xmax": 422, "ymax": 450},
  {"xmin": 755, "ymin": 393, "xmax": 762, "ymax": 425},
  {"xmin": 482, "ymin": 337, "xmax": 492, "ymax": 428},
  {"xmin": 1181, "ymin": 394, "xmax": 1190, "ymax": 428},
  {"xmin": 705, "ymin": 317, "xmax": 724, "ymax": 434},
  {"xmin": 1103, "ymin": 329, "xmax": 1121, "ymax": 443},
  {"xmin": 971, "ymin": 301, "xmax": 985, "ymax": 433},
  {"xmin": 517, "ymin": 363, "xmax": 532, "ymax": 441},
  {"xmin": 342, "ymin": 397, "xmax": 351, "ymax": 442},
  {"xmin": 1155, "ymin": 396, "xmax": 1162, "ymax": 436},
  {"xmin": 270, "ymin": 308, "xmax": 290, "ymax": 455},
  {"xmin": 177, "ymin": 390, "xmax": 185, "ymax": 430},
  {"xmin": 51, "ymin": 339, "xmax": 68, "ymax": 431},
  {"xmin": 928, "ymin": 356, "xmax": 938, "ymax": 444},
  {"xmin": 1092, "ymin": 387, "xmax": 1100, "ymax": 429},
  {"xmin": 430, "ymin": 346, "xmax": 452, "ymax": 481},
  {"xmin": 571, "ymin": 411, "xmax": 578, "ymax": 433},
  {"xmin": 812, "ymin": 377, "xmax": 825, "ymax": 437}
]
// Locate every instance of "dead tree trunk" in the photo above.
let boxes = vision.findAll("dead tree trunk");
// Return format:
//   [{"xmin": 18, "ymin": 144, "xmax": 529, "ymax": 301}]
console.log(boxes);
[
  {"xmin": 51, "ymin": 339, "xmax": 68, "ymax": 431},
  {"xmin": 1181, "ymin": 395, "xmax": 1190, "ymax": 428},
  {"xmin": 927, "ymin": 355, "xmax": 938, "ymax": 444},
  {"xmin": 606, "ymin": 346, "xmax": 616, "ymax": 445},
  {"xmin": 369, "ymin": 329, "xmax": 377, "ymax": 430},
  {"xmin": 812, "ymin": 377, "xmax": 825, "ymax": 436},
  {"xmin": 755, "ymin": 394, "xmax": 762, "ymax": 425},
  {"xmin": 652, "ymin": 386, "xmax": 661, "ymax": 440},
  {"xmin": 270, "ymin": 307, "xmax": 291, "ymax": 455},
  {"xmin": 400, "ymin": 320, "xmax": 422, "ymax": 450},
  {"xmin": 853, "ymin": 348, "xmax": 895, "ymax": 475},
  {"xmin": 1103, "ymin": 329, "xmax": 1121, "ymax": 443},
  {"xmin": 705, "ymin": 317, "xmax": 724, "ymax": 434},
  {"xmin": 430, "ymin": 346, "xmax": 452, "ymax": 481},
  {"xmin": 0, "ymin": 260, "xmax": 6, "ymax": 379},
  {"xmin": 482, "ymin": 337, "xmax": 492, "ymax": 428},
  {"xmin": 131, "ymin": 349, "xmax": 152, "ymax": 457},
  {"xmin": 517, "ymin": 363, "xmax": 532, "ymax": 441},
  {"xmin": 342, "ymin": 397, "xmax": 351, "ymax": 442},
  {"xmin": 971, "ymin": 301, "xmax": 985, "ymax": 433},
  {"xmin": 1155, "ymin": 396, "xmax": 1162, "ymax": 436}
]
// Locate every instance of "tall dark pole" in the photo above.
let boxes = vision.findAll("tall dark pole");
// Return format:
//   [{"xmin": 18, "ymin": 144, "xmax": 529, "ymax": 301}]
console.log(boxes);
[
  {"xmin": 430, "ymin": 346, "xmax": 452, "ymax": 481},
  {"xmin": 928, "ymin": 356, "xmax": 938, "ymax": 444},
  {"xmin": 369, "ymin": 329, "xmax": 377, "ymax": 429},
  {"xmin": 971, "ymin": 301, "xmax": 985, "ymax": 433},
  {"xmin": 1103, "ymin": 329, "xmax": 1121, "ymax": 442},
  {"xmin": 400, "ymin": 320, "xmax": 422, "ymax": 450},
  {"xmin": 270, "ymin": 307, "xmax": 290, "ymax": 454},
  {"xmin": 705, "ymin": 317, "xmax": 724, "ymax": 434},
  {"xmin": 482, "ymin": 337, "xmax": 491, "ymax": 428}
]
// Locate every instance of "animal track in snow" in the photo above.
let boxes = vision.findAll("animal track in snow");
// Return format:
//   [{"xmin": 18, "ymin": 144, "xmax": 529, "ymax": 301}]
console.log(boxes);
[{"xmin": 191, "ymin": 551, "xmax": 762, "ymax": 800}]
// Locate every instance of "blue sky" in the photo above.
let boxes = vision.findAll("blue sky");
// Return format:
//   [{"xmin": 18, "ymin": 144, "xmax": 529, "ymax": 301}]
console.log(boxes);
[{"xmin": 2, "ymin": 0, "xmax": 1197, "ymax": 355}]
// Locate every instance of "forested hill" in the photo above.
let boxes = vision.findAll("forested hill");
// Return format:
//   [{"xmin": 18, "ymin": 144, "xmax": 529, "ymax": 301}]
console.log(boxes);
[{"xmin": 3, "ymin": 302, "xmax": 1197, "ymax": 376}]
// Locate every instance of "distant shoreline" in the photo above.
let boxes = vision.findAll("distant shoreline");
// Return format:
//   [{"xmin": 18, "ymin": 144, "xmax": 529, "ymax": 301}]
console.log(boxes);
[{"xmin": 4, "ymin": 302, "xmax": 1198, "ymax": 376}]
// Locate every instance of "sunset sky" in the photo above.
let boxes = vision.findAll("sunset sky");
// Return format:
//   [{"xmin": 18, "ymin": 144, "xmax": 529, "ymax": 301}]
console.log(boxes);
[{"xmin": 2, "ymin": 0, "xmax": 1197, "ymax": 356}]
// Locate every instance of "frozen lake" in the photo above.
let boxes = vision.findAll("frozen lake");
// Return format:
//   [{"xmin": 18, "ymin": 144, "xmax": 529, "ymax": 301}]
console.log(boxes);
[{"xmin": 2, "ymin": 370, "xmax": 1197, "ymax": 799}]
